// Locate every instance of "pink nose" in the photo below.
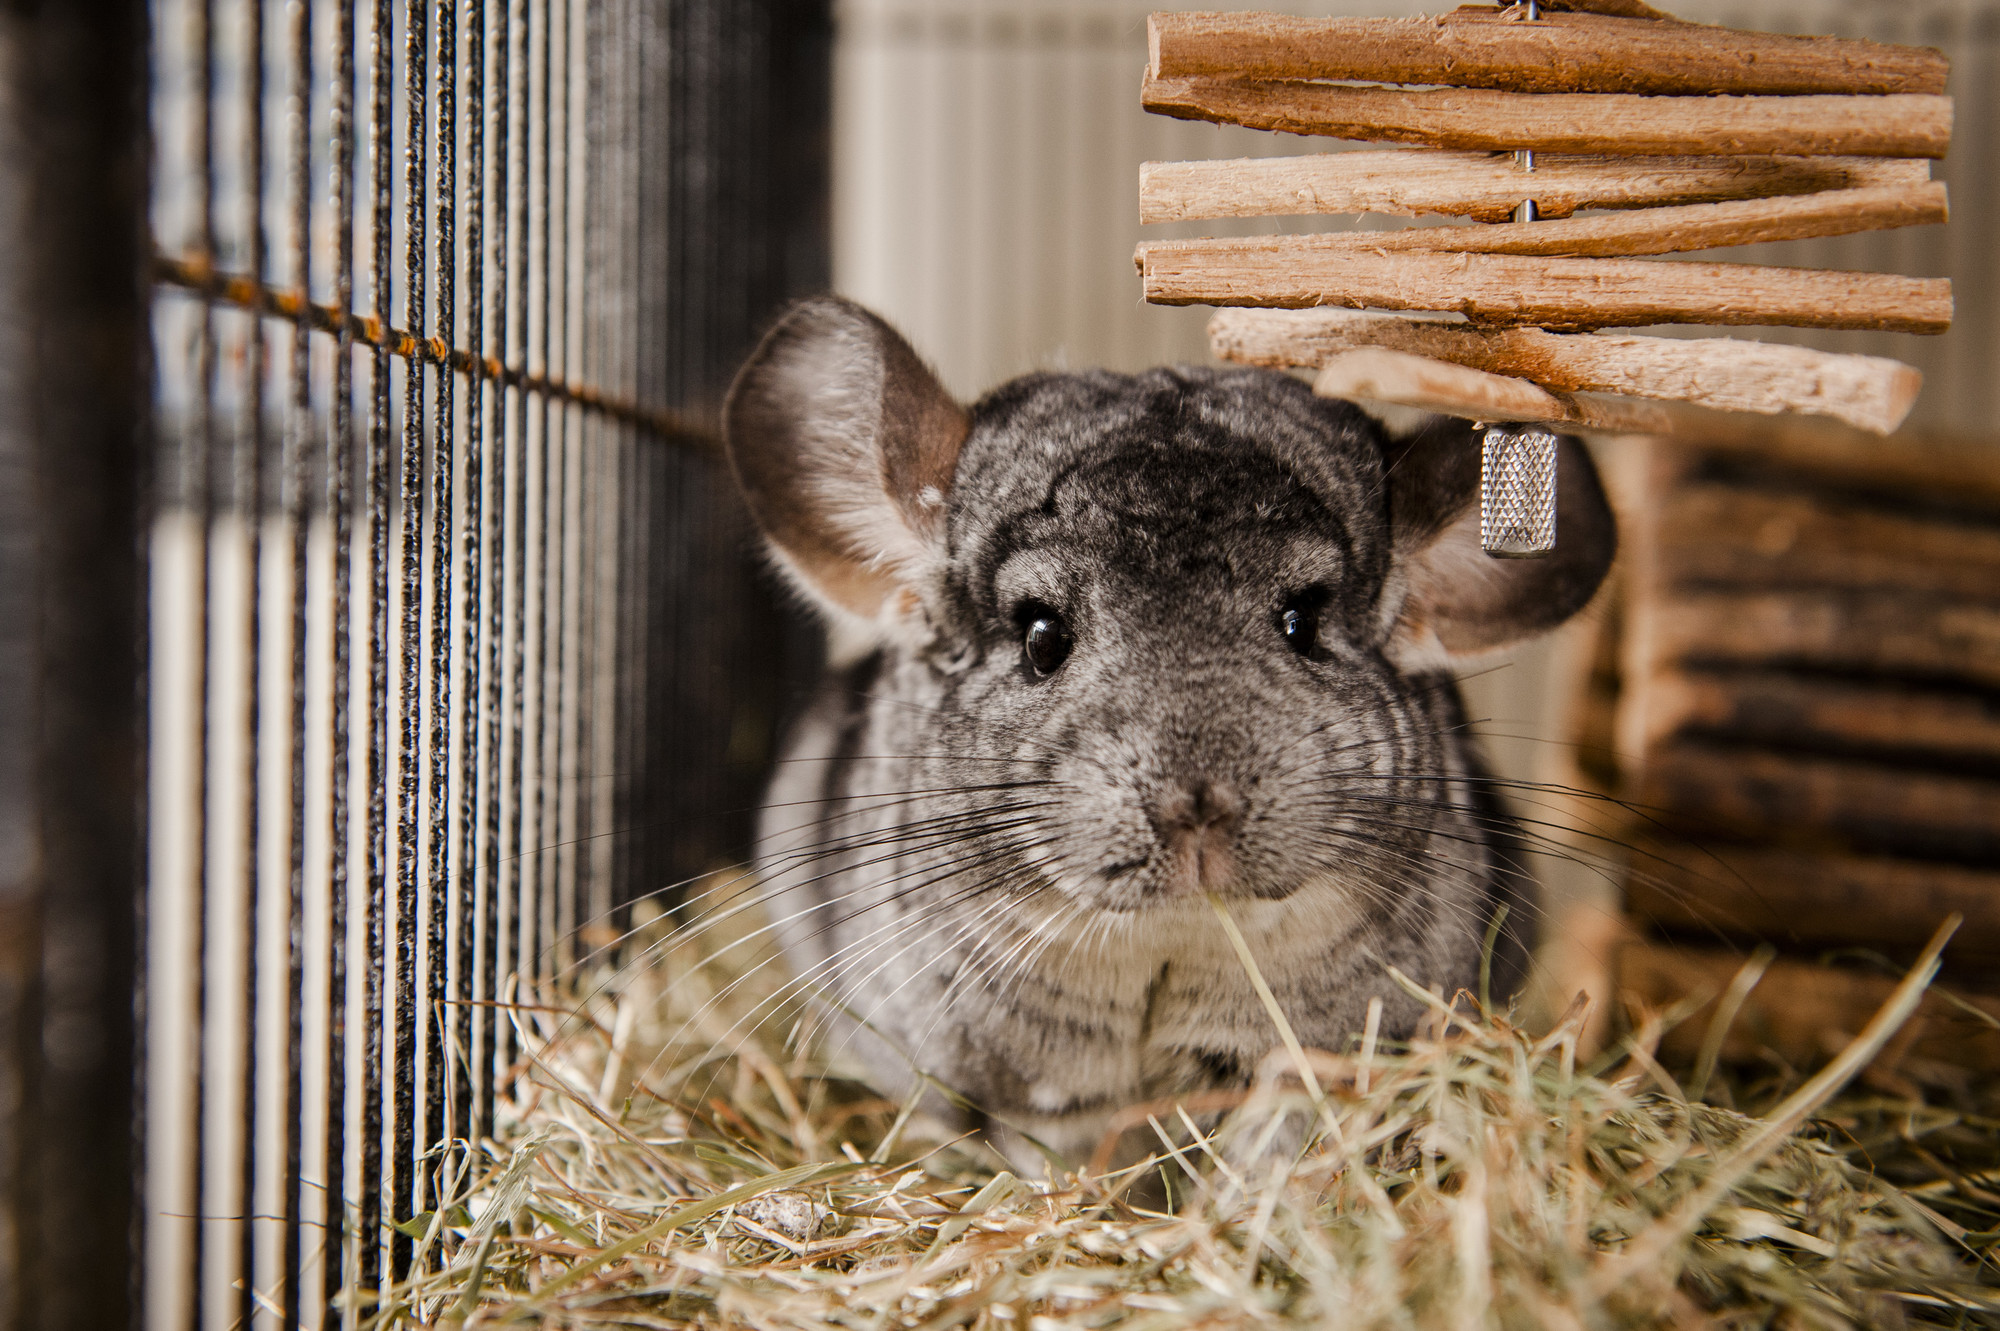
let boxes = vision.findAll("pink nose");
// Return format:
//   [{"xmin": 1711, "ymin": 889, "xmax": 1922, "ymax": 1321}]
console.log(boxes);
[
  {"xmin": 1153, "ymin": 780, "xmax": 1245, "ymax": 892},
  {"xmin": 1153, "ymin": 779, "xmax": 1245, "ymax": 838}
]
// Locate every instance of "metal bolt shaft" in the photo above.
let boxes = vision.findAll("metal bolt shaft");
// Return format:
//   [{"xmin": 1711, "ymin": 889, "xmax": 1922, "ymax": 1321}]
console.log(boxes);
[{"xmin": 1482, "ymin": 0, "xmax": 1554, "ymax": 558}]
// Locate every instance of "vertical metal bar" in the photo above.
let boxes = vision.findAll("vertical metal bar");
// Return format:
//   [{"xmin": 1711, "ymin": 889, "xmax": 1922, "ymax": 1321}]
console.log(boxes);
[
  {"xmin": 623, "ymin": 0, "xmax": 645, "ymax": 917},
  {"xmin": 478, "ymin": 0, "xmax": 516, "ymax": 1141},
  {"xmin": 1488, "ymin": 0, "xmax": 1555, "ymax": 559},
  {"xmin": 546, "ymin": 0, "xmax": 567, "ymax": 989},
  {"xmin": 238, "ymin": 0, "xmax": 269, "ymax": 1321},
  {"xmin": 282, "ymin": 0, "xmax": 316, "ymax": 1323},
  {"xmin": 634, "ymin": 0, "xmax": 666, "ymax": 909},
  {"xmin": 1511, "ymin": 9, "xmax": 1539, "ymax": 221},
  {"xmin": 594, "ymin": 0, "xmax": 615, "ymax": 933},
  {"xmin": 569, "ymin": 0, "xmax": 597, "ymax": 951},
  {"xmin": 324, "ymin": 0, "xmax": 358, "ymax": 1316},
  {"xmin": 617, "ymin": 425, "xmax": 640, "ymax": 917},
  {"xmin": 542, "ymin": 0, "xmax": 571, "ymax": 978},
  {"xmin": 502, "ymin": 0, "xmax": 530, "ymax": 1083},
  {"xmin": 425, "ymin": 0, "xmax": 458, "ymax": 1207},
  {"xmin": 527, "ymin": 0, "xmax": 555, "ymax": 1000},
  {"xmin": 359, "ymin": 0, "xmax": 393, "ymax": 1297},
  {"xmin": 658, "ymin": 0, "xmax": 692, "ymax": 905},
  {"xmin": 595, "ymin": 0, "xmax": 618, "ymax": 930},
  {"xmin": 455, "ymin": 0, "xmax": 486, "ymax": 1155},
  {"xmin": 393, "ymin": 0, "xmax": 427, "ymax": 1279},
  {"xmin": 187, "ymin": 1, "xmax": 217, "ymax": 1322},
  {"xmin": 0, "ymin": 0, "xmax": 148, "ymax": 1320},
  {"xmin": 608, "ymin": 0, "xmax": 636, "ymax": 929}
]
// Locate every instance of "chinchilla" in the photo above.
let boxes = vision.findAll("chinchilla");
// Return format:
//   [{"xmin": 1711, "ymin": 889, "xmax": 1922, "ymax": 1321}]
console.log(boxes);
[{"xmin": 722, "ymin": 296, "xmax": 1615, "ymax": 1171}]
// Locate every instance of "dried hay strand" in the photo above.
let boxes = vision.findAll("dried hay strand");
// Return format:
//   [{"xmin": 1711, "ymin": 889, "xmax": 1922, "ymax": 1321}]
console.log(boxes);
[{"xmin": 364, "ymin": 886, "xmax": 2000, "ymax": 1328}]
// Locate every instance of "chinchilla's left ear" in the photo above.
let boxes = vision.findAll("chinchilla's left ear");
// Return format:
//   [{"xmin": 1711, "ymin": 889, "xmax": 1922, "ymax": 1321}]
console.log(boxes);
[
  {"xmin": 1383, "ymin": 417, "xmax": 1616, "ymax": 662},
  {"xmin": 724, "ymin": 296, "xmax": 968, "ymax": 624}
]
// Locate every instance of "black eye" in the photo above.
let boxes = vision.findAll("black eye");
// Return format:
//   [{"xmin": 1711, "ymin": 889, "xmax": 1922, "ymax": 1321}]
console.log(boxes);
[
  {"xmin": 1279, "ymin": 597, "xmax": 1320, "ymax": 657},
  {"xmin": 1020, "ymin": 606, "xmax": 1073, "ymax": 676}
]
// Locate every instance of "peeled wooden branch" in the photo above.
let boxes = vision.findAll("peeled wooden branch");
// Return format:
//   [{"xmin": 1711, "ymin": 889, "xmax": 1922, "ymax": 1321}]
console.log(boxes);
[
  {"xmin": 1648, "ymin": 424, "xmax": 2000, "ymax": 509},
  {"xmin": 1650, "ymin": 591, "xmax": 2000, "ymax": 689},
  {"xmin": 1639, "ymin": 669, "xmax": 2000, "ymax": 762},
  {"xmin": 1141, "ymin": 75, "xmax": 1954, "ymax": 159},
  {"xmin": 1655, "ymin": 484, "xmax": 2000, "ymax": 598},
  {"xmin": 1309, "ymin": 349, "xmax": 1677, "ymax": 431},
  {"xmin": 1625, "ymin": 841, "xmax": 2000, "ymax": 960},
  {"xmin": 1312, "ymin": 348, "xmax": 1567, "ymax": 420},
  {"xmin": 1142, "ymin": 247, "xmax": 1951, "ymax": 335},
  {"xmin": 1139, "ymin": 185, "xmax": 1943, "ymax": 266},
  {"xmin": 1207, "ymin": 309, "xmax": 1921, "ymax": 433},
  {"xmin": 1139, "ymin": 152, "xmax": 1930, "ymax": 225},
  {"xmin": 1639, "ymin": 743, "xmax": 2000, "ymax": 862},
  {"xmin": 1148, "ymin": 12, "xmax": 1950, "ymax": 97}
]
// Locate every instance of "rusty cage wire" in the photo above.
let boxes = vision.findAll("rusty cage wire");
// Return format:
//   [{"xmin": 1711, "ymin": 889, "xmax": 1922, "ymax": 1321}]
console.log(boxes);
[{"xmin": 0, "ymin": 0, "xmax": 829, "ymax": 1324}]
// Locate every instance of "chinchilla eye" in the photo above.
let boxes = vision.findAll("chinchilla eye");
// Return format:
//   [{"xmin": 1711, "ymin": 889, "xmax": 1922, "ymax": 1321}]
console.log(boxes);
[
  {"xmin": 1279, "ymin": 596, "xmax": 1321, "ymax": 657},
  {"xmin": 1020, "ymin": 606, "xmax": 1073, "ymax": 676}
]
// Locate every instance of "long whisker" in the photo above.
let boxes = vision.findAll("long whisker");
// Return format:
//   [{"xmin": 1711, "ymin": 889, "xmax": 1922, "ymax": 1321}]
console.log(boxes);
[
  {"xmin": 667, "ymin": 852, "xmax": 1068, "ymax": 1105},
  {"xmin": 556, "ymin": 797, "xmax": 1062, "ymax": 981}
]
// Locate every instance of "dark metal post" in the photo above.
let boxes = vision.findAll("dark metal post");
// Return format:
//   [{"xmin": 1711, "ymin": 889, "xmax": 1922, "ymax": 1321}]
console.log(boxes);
[{"xmin": 0, "ymin": 0, "xmax": 151, "ymax": 1325}]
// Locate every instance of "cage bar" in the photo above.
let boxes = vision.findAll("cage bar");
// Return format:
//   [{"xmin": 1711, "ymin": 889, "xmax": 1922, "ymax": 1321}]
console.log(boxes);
[{"xmin": 0, "ymin": 0, "xmax": 823, "ymax": 1320}]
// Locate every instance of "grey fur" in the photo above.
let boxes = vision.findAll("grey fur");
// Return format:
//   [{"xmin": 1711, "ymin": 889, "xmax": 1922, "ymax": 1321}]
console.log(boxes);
[{"xmin": 726, "ymin": 297, "xmax": 1615, "ymax": 1171}]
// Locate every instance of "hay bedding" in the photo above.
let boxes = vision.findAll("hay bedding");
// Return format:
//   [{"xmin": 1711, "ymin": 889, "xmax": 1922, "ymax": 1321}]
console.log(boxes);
[{"xmin": 368, "ymin": 886, "xmax": 2000, "ymax": 1329}]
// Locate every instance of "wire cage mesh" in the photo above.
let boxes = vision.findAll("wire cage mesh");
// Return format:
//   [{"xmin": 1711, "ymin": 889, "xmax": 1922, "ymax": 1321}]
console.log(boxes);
[{"xmin": 124, "ymin": 0, "xmax": 825, "ymax": 1322}]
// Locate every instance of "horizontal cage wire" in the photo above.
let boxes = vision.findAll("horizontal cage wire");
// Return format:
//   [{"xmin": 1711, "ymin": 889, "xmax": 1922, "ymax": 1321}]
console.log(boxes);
[{"xmin": 140, "ymin": 0, "xmax": 820, "ymax": 1323}]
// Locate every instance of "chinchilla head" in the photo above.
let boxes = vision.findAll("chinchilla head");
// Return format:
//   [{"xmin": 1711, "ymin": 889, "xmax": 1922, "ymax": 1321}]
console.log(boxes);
[{"xmin": 725, "ymin": 296, "xmax": 1614, "ymax": 925}]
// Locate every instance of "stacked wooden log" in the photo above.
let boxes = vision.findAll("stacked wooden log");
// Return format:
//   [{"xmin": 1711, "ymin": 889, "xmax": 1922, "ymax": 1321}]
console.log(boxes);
[
  {"xmin": 1138, "ymin": 2, "xmax": 1953, "ymax": 435},
  {"xmin": 1605, "ymin": 424, "xmax": 2000, "ymax": 1074}
]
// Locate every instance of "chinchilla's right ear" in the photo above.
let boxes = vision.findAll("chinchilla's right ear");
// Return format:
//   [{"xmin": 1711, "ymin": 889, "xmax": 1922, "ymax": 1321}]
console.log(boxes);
[
  {"xmin": 1382, "ymin": 415, "xmax": 1616, "ymax": 663},
  {"xmin": 725, "ymin": 296, "xmax": 968, "ymax": 625}
]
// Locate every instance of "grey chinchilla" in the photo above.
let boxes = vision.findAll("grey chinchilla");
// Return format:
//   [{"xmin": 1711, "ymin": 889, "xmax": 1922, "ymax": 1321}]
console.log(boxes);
[{"xmin": 723, "ymin": 296, "xmax": 1615, "ymax": 1170}]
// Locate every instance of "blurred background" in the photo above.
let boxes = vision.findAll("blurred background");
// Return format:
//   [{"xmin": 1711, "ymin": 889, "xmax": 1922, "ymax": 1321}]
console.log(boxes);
[{"xmin": 828, "ymin": 0, "xmax": 2000, "ymax": 952}]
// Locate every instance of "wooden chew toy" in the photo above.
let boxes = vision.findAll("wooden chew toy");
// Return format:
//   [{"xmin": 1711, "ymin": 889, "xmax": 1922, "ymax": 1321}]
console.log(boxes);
[{"xmin": 1134, "ymin": 0, "xmax": 1952, "ymax": 554}]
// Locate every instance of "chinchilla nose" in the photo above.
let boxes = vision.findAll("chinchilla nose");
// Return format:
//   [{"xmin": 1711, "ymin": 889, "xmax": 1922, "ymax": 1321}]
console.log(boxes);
[{"xmin": 1152, "ymin": 778, "xmax": 1245, "ymax": 839}]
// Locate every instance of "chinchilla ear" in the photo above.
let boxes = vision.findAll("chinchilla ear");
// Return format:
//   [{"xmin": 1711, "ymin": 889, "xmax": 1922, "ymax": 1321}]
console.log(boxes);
[
  {"xmin": 1383, "ymin": 417, "xmax": 1615, "ymax": 660},
  {"xmin": 724, "ymin": 296, "xmax": 968, "ymax": 621}
]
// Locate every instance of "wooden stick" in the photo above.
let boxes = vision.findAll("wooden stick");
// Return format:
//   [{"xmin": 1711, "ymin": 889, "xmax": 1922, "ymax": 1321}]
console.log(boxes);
[
  {"xmin": 1639, "ymin": 669, "xmax": 2000, "ymax": 763},
  {"xmin": 1311, "ymin": 348, "xmax": 1568, "ymax": 421},
  {"xmin": 1139, "ymin": 151, "xmax": 1929, "ymax": 225},
  {"xmin": 1141, "ymin": 246, "xmax": 1953, "ymax": 335},
  {"xmin": 1138, "ymin": 185, "xmax": 1944, "ymax": 264},
  {"xmin": 1619, "ymin": 941, "xmax": 2000, "ymax": 1073},
  {"xmin": 1650, "ymin": 590, "xmax": 2000, "ymax": 689},
  {"xmin": 1647, "ymin": 423, "xmax": 2000, "ymax": 509},
  {"xmin": 1655, "ymin": 483, "xmax": 2000, "ymax": 599},
  {"xmin": 1639, "ymin": 743, "xmax": 2000, "ymax": 862},
  {"xmin": 1560, "ymin": 394, "xmax": 1684, "ymax": 434},
  {"xmin": 1141, "ymin": 75, "xmax": 1954, "ymax": 160},
  {"xmin": 1147, "ymin": 12, "xmax": 1950, "ymax": 97},
  {"xmin": 1207, "ymin": 309, "xmax": 1921, "ymax": 433},
  {"xmin": 1625, "ymin": 841, "xmax": 2000, "ymax": 960},
  {"xmin": 1309, "ymin": 349, "xmax": 1679, "ymax": 432}
]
